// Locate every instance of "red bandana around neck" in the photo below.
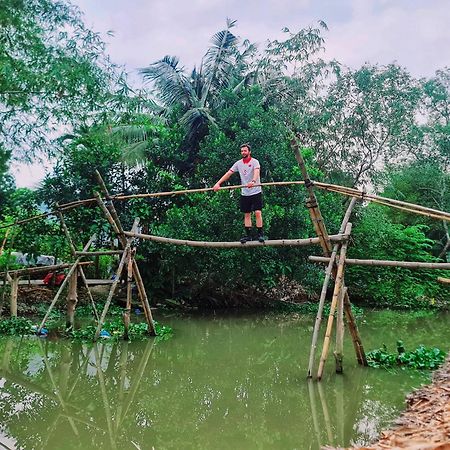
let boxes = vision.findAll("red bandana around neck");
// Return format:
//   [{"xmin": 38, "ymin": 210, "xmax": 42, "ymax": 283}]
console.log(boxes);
[{"xmin": 242, "ymin": 156, "xmax": 251, "ymax": 164}]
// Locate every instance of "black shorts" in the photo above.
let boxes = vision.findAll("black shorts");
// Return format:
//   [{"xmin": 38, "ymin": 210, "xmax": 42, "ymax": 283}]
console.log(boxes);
[{"xmin": 240, "ymin": 192, "xmax": 263, "ymax": 213}]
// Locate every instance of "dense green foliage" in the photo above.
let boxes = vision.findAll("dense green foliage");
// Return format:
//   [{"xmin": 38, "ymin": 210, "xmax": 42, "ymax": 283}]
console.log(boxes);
[
  {"xmin": 1, "ymin": 9, "xmax": 449, "ymax": 310},
  {"xmin": 367, "ymin": 340, "xmax": 446, "ymax": 370}
]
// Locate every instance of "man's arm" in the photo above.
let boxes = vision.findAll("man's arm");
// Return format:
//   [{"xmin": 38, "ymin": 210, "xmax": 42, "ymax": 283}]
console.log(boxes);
[
  {"xmin": 247, "ymin": 167, "xmax": 260, "ymax": 188},
  {"xmin": 213, "ymin": 170, "xmax": 234, "ymax": 191}
]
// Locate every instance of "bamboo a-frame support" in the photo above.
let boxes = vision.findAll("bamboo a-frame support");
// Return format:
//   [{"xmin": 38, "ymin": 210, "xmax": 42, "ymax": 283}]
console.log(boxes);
[{"xmin": 1, "ymin": 149, "xmax": 449, "ymax": 379}]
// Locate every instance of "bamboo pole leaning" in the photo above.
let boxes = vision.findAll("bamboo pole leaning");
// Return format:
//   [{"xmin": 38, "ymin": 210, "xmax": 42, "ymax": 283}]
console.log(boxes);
[
  {"xmin": 317, "ymin": 223, "xmax": 353, "ymax": 380},
  {"xmin": 93, "ymin": 219, "xmax": 140, "ymax": 341},
  {"xmin": 94, "ymin": 174, "xmax": 156, "ymax": 336},
  {"xmin": 309, "ymin": 256, "xmax": 450, "ymax": 270},
  {"xmin": 307, "ymin": 198, "xmax": 357, "ymax": 378},
  {"xmin": 38, "ymin": 235, "xmax": 96, "ymax": 334},
  {"xmin": 56, "ymin": 206, "xmax": 99, "ymax": 322}
]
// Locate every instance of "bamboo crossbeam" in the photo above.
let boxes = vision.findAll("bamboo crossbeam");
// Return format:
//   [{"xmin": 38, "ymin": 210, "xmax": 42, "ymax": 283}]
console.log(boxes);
[
  {"xmin": 437, "ymin": 277, "xmax": 450, "ymax": 284},
  {"xmin": 309, "ymin": 256, "xmax": 450, "ymax": 269},
  {"xmin": 0, "ymin": 261, "xmax": 92, "ymax": 278},
  {"xmin": 123, "ymin": 231, "xmax": 347, "ymax": 248},
  {"xmin": 75, "ymin": 250, "xmax": 124, "ymax": 256}
]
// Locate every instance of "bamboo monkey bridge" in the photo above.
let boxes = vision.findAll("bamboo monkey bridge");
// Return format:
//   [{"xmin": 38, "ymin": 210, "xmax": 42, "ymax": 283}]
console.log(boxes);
[{"xmin": 1, "ymin": 150, "xmax": 450, "ymax": 380}]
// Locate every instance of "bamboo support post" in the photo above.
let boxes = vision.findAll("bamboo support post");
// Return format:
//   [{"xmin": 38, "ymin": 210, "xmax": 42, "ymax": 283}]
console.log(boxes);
[
  {"xmin": 291, "ymin": 137, "xmax": 366, "ymax": 374},
  {"xmin": 93, "ymin": 219, "xmax": 139, "ymax": 341},
  {"xmin": 56, "ymin": 206, "xmax": 99, "ymax": 322},
  {"xmin": 307, "ymin": 198, "xmax": 357, "ymax": 378},
  {"xmin": 10, "ymin": 274, "xmax": 19, "ymax": 317},
  {"xmin": 94, "ymin": 175, "xmax": 157, "ymax": 336},
  {"xmin": 343, "ymin": 294, "xmax": 367, "ymax": 366},
  {"xmin": 317, "ymin": 223, "xmax": 352, "ymax": 380},
  {"xmin": 309, "ymin": 256, "xmax": 450, "ymax": 269},
  {"xmin": 66, "ymin": 269, "xmax": 78, "ymax": 331},
  {"xmin": 38, "ymin": 235, "xmax": 96, "ymax": 334},
  {"xmin": 334, "ymin": 286, "xmax": 347, "ymax": 373},
  {"xmin": 123, "ymin": 248, "xmax": 134, "ymax": 340}
]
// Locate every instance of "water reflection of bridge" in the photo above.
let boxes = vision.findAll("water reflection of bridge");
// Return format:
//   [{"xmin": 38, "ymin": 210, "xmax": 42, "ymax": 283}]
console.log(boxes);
[{"xmin": 0, "ymin": 338, "xmax": 154, "ymax": 449}]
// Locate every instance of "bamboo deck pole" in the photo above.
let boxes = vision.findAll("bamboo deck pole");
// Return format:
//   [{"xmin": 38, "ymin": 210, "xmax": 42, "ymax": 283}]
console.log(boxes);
[
  {"xmin": 56, "ymin": 207, "xmax": 99, "ymax": 322},
  {"xmin": 38, "ymin": 235, "xmax": 96, "ymax": 334},
  {"xmin": 309, "ymin": 256, "xmax": 450, "ymax": 269},
  {"xmin": 437, "ymin": 277, "xmax": 450, "ymax": 284},
  {"xmin": 334, "ymin": 286, "xmax": 347, "ymax": 374},
  {"xmin": 124, "ymin": 230, "xmax": 347, "ymax": 248},
  {"xmin": 307, "ymin": 198, "xmax": 357, "ymax": 378},
  {"xmin": 10, "ymin": 274, "xmax": 19, "ymax": 317},
  {"xmin": 317, "ymin": 223, "xmax": 352, "ymax": 380},
  {"xmin": 93, "ymin": 219, "xmax": 139, "ymax": 341},
  {"xmin": 95, "ymin": 173, "xmax": 156, "ymax": 336},
  {"xmin": 0, "ymin": 228, "xmax": 10, "ymax": 256}
]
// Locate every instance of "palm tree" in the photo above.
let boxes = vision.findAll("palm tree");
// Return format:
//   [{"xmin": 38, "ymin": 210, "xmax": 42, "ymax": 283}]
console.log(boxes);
[{"xmin": 138, "ymin": 19, "xmax": 244, "ymax": 170}]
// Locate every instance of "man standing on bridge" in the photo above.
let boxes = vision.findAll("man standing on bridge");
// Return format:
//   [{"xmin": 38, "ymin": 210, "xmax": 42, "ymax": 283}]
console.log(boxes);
[{"xmin": 213, "ymin": 143, "xmax": 265, "ymax": 243}]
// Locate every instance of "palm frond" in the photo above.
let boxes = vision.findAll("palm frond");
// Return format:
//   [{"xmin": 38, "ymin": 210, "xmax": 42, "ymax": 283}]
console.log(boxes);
[
  {"xmin": 120, "ymin": 140, "xmax": 148, "ymax": 167},
  {"xmin": 200, "ymin": 19, "xmax": 239, "ymax": 104},
  {"xmin": 139, "ymin": 56, "xmax": 195, "ymax": 107},
  {"xmin": 111, "ymin": 125, "xmax": 148, "ymax": 144}
]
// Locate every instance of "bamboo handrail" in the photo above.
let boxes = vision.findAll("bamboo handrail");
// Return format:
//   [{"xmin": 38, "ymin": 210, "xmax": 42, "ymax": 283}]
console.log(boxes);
[
  {"xmin": 309, "ymin": 256, "xmax": 450, "ymax": 269},
  {"xmin": 2, "ymin": 178, "xmax": 450, "ymax": 231},
  {"xmin": 123, "ymin": 231, "xmax": 348, "ymax": 248}
]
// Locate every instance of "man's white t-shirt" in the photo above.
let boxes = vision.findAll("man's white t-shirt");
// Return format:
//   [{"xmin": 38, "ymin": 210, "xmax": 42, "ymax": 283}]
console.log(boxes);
[{"xmin": 230, "ymin": 158, "xmax": 262, "ymax": 196}]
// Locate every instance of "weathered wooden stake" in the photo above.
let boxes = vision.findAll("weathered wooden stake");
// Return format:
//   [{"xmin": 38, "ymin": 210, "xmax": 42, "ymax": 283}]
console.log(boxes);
[{"xmin": 317, "ymin": 223, "xmax": 352, "ymax": 380}]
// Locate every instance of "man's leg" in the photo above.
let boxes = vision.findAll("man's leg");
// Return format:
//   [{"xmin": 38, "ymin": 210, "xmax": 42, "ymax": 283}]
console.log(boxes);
[
  {"xmin": 240, "ymin": 212, "xmax": 253, "ymax": 243},
  {"xmin": 255, "ymin": 210, "xmax": 265, "ymax": 242}
]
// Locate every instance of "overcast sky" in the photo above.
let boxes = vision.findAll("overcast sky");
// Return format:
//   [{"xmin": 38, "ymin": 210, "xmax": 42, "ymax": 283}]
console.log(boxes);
[{"xmin": 13, "ymin": 0, "xmax": 450, "ymax": 187}]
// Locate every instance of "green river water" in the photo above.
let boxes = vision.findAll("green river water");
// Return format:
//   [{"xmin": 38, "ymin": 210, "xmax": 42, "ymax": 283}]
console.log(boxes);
[{"xmin": 0, "ymin": 309, "xmax": 448, "ymax": 450}]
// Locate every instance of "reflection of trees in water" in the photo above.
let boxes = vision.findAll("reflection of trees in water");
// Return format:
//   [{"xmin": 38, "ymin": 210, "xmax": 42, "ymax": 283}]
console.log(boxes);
[
  {"xmin": 0, "ymin": 316, "xmax": 430, "ymax": 449},
  {"xmin": 0, "ymin": 338, "xmax": 155, "ymax": 449}
]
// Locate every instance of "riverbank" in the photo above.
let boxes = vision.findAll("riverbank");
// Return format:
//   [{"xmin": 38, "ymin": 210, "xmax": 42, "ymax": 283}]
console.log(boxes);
[{"xmin": 326, "ymin": 355, "xmax": 450, "ymax": 450}]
